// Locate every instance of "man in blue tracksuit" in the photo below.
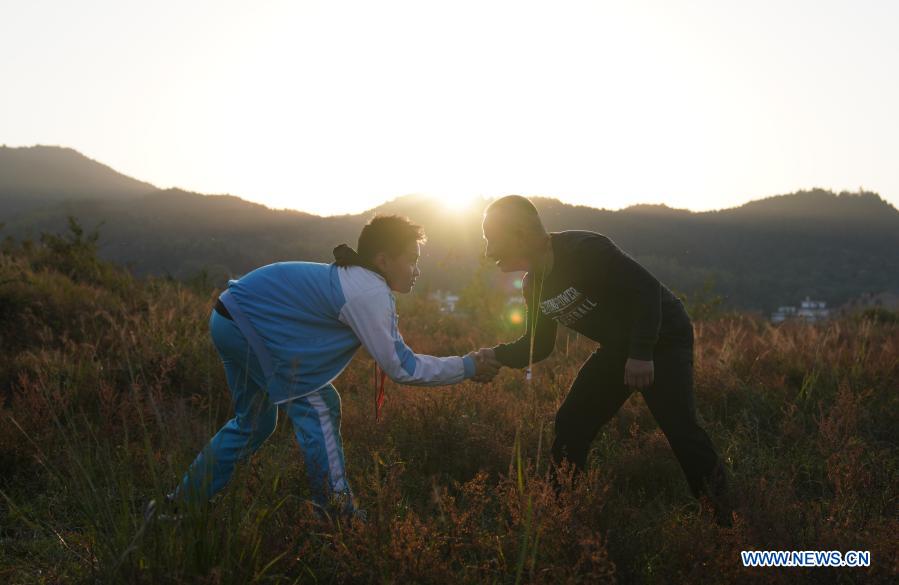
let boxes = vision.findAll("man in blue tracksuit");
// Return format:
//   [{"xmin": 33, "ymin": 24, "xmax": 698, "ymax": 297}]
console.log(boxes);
[{"xmin": 169, "ymin": 215, "xmax": 498, "ymax": 518}]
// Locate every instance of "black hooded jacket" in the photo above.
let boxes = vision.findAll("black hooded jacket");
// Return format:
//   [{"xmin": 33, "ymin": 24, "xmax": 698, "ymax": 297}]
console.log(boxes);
[{"xmin": 493, "ymin": 231, "xmax": 693, "ymax": 368}]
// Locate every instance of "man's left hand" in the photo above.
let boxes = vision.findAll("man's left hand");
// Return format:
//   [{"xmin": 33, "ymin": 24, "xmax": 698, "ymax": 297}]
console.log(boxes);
[{"xmin": 624, "ymin": 358, "xmax": 654, "ymax": 389}]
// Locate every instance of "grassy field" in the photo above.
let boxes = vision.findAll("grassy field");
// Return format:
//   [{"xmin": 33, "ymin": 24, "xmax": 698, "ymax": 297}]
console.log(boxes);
[{"xmin": 1, "ymin": 230, "xmax": 897, "ymax": 584}]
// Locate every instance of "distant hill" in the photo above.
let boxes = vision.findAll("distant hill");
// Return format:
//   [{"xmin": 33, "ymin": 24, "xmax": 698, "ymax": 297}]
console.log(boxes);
[
  {"xmin": 0, "ymin": 145, "xmax": 157, "ymax": 217},
  {"xmin": 720, "ymin": 189, "xmax": 894, "ymax": 223},
  {"xmin": 1, "ymin": 145, "xmax": 897, "ymax": 312}
]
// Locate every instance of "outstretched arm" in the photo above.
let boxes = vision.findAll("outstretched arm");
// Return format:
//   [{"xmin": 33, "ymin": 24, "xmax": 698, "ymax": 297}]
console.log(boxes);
[{"xmin": 339, "ymin": 289, "xmax": 477, "ymax": 386}]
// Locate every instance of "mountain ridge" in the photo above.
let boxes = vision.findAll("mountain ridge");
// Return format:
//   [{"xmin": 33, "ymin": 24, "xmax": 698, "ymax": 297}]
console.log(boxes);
[
  {"xmin": 3, "ymin": 145, "xmax": 897, "ymax": 218},
  {"xmin": 1, "ymin": 145, "xmax": 897, "ymax": 312}
]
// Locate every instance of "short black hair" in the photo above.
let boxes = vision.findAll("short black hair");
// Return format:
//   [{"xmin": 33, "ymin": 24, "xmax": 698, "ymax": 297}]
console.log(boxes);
[
  {"xmin": 357, "ymin": 215, "xmax": 426, "ymax": 263},
  {"xmin": 484, "ymin": 195, "xmax": 546, "ymax": 236}
]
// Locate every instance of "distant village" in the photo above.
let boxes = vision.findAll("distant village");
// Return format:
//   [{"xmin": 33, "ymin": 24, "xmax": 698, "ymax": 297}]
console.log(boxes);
[
  {"xmin": 428, "ymin": 290, "xmax": 525, "ymax": 315},
  {"xmin": 772, "ymin": 292, "xmax": 899, "ymax": 323},
  {"xmin": 771, "ymin": 297, "xmax": 830, "ymax": 323}
]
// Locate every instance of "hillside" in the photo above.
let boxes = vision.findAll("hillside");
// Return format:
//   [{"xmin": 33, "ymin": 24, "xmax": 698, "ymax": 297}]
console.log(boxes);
[
  {"xmin": 1, "ymin": 146, "xmax": 897, "ymax": 312},
  {"xmin": 0, "ymin": 145, "xmax": 156, "ymax": 216}
]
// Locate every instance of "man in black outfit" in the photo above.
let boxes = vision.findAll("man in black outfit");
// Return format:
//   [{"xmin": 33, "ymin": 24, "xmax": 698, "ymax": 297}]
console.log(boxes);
[{"xmin": 478, "ymin": 195, "xmax": 732, "ymax": 525}]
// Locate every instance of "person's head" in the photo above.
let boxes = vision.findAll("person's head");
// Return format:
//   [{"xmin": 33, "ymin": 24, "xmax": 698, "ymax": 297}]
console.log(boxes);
[
  {"xmin": 482, "ymin": 195, "xmax": 549, "ymax": 272},
  {"xmin": 357, "ymin": 215, "xmax": 426, "ymax": 293}
]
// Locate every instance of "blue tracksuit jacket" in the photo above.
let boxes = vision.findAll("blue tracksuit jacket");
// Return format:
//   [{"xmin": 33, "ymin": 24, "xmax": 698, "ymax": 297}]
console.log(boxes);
[{"xmin": 218, "ymin": 261, "xmax": 475, "ymax": 403}]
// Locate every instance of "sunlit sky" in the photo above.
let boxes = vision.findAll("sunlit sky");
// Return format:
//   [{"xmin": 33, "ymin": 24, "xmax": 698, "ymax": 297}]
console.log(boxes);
[{"xmin": 2, "ymin": 0, "xmax": 897, "ymax": 216}]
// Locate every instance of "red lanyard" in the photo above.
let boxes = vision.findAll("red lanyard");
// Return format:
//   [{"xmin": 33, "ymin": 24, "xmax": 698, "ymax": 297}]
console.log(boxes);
[{"xmin": 373, "ymin": 363, "xmax": 387, "ymax": 421}]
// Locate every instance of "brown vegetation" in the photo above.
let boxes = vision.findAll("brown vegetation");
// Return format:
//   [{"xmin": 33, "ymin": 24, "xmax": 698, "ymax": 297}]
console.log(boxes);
[{"xmin": 0, "ymin": 229, "xmax": 896, "ymax": 584}]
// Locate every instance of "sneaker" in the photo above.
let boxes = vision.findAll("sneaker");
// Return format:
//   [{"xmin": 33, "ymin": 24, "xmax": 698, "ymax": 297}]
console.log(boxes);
[
  {"xmin": 699, "ymin": 494, "xmax": 733, "ymax": 527},
  {"xmin": 308, "ymin": 499, "xmax": 367, "ymax": 525},
  {"xmin": 144, "ymin": 494, "xmax": 185, "ymax": 522},
  {"xmin": 700, "ymin": 461, "xmax": 734, "ymax": 527}
]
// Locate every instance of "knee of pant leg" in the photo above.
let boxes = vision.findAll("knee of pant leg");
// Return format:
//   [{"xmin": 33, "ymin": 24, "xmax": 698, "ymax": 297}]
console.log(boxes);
[
  {"xmin": 554, "ymin": 402, "xmax": 578, "ymax": 430},
  {"xmin": 656, "ymin": 416, "xmax": 704, "ymax": 442},
  {"xmin": 247, "ymin": 407, "xmax": 278, "ymax": 447},
  {"xmin": 259, "ymin": 407, "xmax": 278, "ymax": 437},
  {"xmin": 550, "ymin": 439, "xmax": 568, "ymax": 464},
  {"xmin": 553, "ymin": 406, "xmax": 593, "ymax": 451},
  {"xmin": 551, "ymin": 434, "xmax": 587, "ymax": 468},
  {"xmin": 705, "ymin": 459, "xmax": 729, "ymax": 494}
]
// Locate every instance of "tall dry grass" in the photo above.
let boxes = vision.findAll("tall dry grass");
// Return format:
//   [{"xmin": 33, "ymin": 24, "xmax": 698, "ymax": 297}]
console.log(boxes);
[{"xmin": 1, "ymin": 229, "xmax": 896, "ymax": 584}]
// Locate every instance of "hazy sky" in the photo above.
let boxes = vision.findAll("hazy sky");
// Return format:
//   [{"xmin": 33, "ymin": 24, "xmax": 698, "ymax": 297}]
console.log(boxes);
[{"xmin": 2, "ymin": 0, "xmax": 897, "ymax": 215}]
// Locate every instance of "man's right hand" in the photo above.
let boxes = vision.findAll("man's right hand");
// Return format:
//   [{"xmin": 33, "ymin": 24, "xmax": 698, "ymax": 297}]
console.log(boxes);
[{"xmin": 468, "ymin": 347, "xmax": 502, "ymax": 382}]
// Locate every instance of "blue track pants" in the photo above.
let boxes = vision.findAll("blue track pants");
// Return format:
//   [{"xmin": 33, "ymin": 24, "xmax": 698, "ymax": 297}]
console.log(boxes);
[{"xmin": 173, "ymin": 311, "xmax": 352, "ymax": 511}]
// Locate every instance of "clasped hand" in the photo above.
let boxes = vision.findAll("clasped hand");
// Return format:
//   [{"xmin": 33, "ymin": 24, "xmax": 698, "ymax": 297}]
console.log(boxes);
[{"xmin": 466, "ymin": 347, "xmax": 502, "ymax": 383}]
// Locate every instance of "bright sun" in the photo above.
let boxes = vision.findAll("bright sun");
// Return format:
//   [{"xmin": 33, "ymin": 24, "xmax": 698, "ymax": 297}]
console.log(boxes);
[{"xmin": 439, "ymin": 193, "xmax": 477, "ymax": 212}]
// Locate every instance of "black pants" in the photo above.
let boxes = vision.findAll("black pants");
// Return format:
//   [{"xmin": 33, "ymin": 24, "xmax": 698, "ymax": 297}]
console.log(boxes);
[{"xmin": 551, "ymin": 345, "xmax": 725, "ymax": 498}]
